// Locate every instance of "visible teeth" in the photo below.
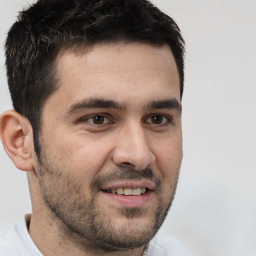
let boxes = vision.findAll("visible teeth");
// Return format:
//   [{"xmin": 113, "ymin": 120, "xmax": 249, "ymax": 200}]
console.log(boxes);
[
  {"xmin": 133, "ymin": 188, "xmax": 141, "ymax": 196},
  {"xmin": 109, "ymin": 188, "xmax": 147, "ymax": 196},
  {"xmin": 111, "ymin": 189, "xmax": 117, "ymax": 194},
  {"xmin": 124, "ymin": 188, "xmax": 133, "ymax": 195},
  {"xmin": 141, "ymin": 188, "xmax": 146, "ymax": 195},
  {"xmin": 117, "ymin": 188, "xmax": 124, "ymax": 194}
]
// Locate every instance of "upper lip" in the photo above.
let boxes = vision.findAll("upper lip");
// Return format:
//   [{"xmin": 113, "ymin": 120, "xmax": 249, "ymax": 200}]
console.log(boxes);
[{"xmin": 101, "ymin": 180, "xmax": 156, "ymax": 191}]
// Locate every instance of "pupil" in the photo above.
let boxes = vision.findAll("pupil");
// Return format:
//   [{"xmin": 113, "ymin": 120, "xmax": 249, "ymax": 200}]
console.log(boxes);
[
  {"xmin": 93, "ymin": 115, "xmax": 104, "ymax": 124},
  {"xmin": 152, "ymin": 115, "xmax": 163, "ymax": 124}
]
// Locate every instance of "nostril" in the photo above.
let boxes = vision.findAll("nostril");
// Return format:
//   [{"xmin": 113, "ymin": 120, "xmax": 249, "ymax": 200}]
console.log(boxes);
[{"xmin": 119, "ymin": 162, "xmax": 135, "ymax": 168}]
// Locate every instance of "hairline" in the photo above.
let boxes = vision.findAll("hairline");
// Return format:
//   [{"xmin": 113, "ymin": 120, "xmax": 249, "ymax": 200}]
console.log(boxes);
[
  {"xmin": 33, "ymin": 40, "xmax": 182, "ymax": 158},
  {"xmin": 39, "ymin": 40, "xmax": 181, "ymax": 121}
]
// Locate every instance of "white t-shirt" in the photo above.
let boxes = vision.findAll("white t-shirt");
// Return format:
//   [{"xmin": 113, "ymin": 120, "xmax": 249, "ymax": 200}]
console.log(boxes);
[{"xmin": 0, "ymin": 215, "xmax": 194, "ymax": 256}]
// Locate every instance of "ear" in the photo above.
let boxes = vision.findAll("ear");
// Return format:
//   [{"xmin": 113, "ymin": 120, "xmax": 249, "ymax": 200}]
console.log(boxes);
[{"xmin": 0, "ymin": 110, "xmax": 34, "ymax": 171}]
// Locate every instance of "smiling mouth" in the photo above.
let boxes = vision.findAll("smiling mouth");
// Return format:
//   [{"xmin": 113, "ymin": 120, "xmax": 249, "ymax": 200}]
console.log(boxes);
[{"xmin": 102, "ymin": 188, "xmax": 148, "ymax": 196}]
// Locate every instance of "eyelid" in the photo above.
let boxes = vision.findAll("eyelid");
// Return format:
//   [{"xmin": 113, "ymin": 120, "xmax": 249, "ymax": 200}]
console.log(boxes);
[
  {"xmin": 76, "ymin": 113, "xmax": 114, "ymax": 125},
  {"xmin": 143, "ymin": 113, "xmax": 174, "ymax": 126}
]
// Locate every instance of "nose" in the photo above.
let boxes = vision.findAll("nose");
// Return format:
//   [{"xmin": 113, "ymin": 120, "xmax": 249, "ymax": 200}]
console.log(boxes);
[{"xmin": 112, "ymin": 122, "xmax": 156, "ymax": 171}]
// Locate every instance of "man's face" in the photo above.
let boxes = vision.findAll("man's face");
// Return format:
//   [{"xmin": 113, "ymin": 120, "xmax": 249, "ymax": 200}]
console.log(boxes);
[{"xmin": 34, "ymin": 43, "xmax": 182, "ymax": 252}]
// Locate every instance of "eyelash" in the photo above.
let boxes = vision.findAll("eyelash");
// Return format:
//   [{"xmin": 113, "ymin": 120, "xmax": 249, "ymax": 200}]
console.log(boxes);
[
  {"xmin": 144, "ymin": 114, "xmax": 173, "ymax": 126},
  {"xmin": 78, "ymin": 113, "xmax": 173, "ymax": 128},
  {"xmin": 79, "ymin": 114, "xmax": 113, "ymax": 125}
]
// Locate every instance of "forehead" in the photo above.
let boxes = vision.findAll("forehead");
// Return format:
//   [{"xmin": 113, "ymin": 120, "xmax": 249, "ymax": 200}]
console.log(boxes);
[
  {"xmin": 44, "ymin": 43, "xmax": 180, "ymax": 115},
  {"xmin": 59, "ymin": 42, "xmax": 178, "ymax": 73},
  {"xmin": 58, "ymin": 43, "xmax": 179, "ymax": 79}
]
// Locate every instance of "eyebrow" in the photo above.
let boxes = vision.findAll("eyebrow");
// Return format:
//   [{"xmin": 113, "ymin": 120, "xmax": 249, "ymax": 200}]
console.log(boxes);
[
  {"xmin": 149, "ymin": 98, "xmax": 182, "ymax": 112},
  {"xmin": 66, "ymin": 98, "xmax": 126, "ymax": 114},
  {"xmin": 66, "ymin": 97, "xmax": 182, "ymax": 114}
]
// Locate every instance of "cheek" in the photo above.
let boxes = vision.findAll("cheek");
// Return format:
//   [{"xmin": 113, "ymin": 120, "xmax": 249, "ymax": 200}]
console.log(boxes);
[
  {"xmin": 156, "ymin": 147, "xmax": 181, "ymax": 202},
  {"xmin": 154, "ymin": 136, "xmax": 182, "ymax": 177},
  {"xmin": 45, "ymin": 132, "xmax": 113, "ymax": 176},
  {"xmin": 157, "ymin": 151, "xmax": 182, "ymax": 184}
]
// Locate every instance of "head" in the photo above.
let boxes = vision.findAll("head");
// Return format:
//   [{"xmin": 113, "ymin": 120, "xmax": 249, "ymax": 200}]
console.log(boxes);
[
  {"xmin": 5, "ymin": 0, "xmax": 184, "ymax": 154},
  {"xmin": 2, "ymin": 0, "xmax": 185, "ymax": 254}
]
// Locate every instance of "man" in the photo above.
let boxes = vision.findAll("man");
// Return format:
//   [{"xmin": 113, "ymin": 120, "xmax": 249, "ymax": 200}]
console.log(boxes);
[{"xmin": 0, "ymin": 0, "xmax": 192, "ymax": 255}]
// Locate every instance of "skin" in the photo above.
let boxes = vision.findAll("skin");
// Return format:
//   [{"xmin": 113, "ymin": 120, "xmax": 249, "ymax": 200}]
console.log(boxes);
[{"xmin": 0, "ymin": 43, "xmax": 182, "ymax": 256}]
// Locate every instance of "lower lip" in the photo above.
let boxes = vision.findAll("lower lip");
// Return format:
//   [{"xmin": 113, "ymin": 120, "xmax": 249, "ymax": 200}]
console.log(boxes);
[{"xmin": 101, "ymin": 190, "xmax": 153, "ymax": 208}]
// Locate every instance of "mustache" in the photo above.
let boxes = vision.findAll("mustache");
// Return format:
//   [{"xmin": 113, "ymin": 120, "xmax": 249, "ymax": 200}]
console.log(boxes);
[{"xmin": 90, "ymin": 167, "xmax": 160, "ymax": 189}]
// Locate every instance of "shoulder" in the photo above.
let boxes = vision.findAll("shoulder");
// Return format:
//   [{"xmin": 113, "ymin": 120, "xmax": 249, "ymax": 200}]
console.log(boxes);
[
  {"xmin": 0, "ymin": 215, "xmax": 42, "ymax": 256},
  {"xmin": 147, "ymin": 232, "xmax": 195, "ymax": 256},
  {"xmin": 0, "ymin": 229, "xmax": 20, "ymax": 256}
]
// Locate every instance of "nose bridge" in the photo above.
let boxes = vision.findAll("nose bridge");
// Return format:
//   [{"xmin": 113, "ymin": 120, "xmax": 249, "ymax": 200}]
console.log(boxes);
[{"xmin": 112, "ymin": 119, "xmax": 155, "ymax": 170}]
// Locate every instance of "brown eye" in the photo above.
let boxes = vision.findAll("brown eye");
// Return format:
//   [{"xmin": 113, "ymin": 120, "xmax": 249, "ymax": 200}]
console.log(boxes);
[
  {"xmin": 151, "ymin": 115, "xmax": 164, "ymax": 124},
  {"xmin": 78, "ymin": 113, "xmax": 113, "ymax": 127},
  {"xmin": 145, "ymin": 114, "xmax": 171, "ymax": 127},
  {"xmin": 92, "ymin": 115, "xmax": 106, "ymax": 125}
]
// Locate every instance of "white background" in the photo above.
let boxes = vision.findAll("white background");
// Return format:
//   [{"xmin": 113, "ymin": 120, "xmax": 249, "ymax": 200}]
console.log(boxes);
[{"xmin": 0, "ymin": 1, "xmax": 255, "ymax": 256}]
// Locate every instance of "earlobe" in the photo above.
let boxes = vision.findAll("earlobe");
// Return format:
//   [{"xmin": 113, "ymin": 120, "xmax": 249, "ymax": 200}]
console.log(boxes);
[{"xmin": 0, "ymin": 110, "xmax": 34, "ymax": 171}]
